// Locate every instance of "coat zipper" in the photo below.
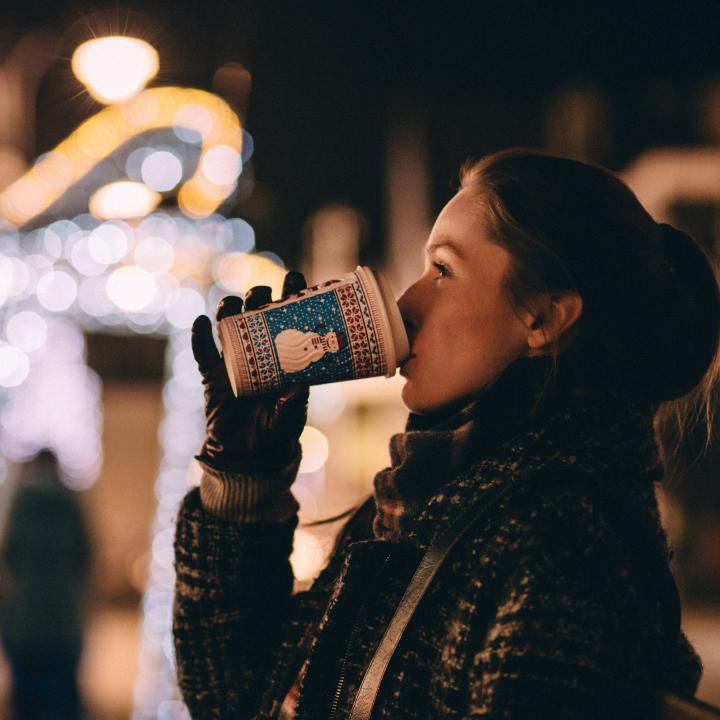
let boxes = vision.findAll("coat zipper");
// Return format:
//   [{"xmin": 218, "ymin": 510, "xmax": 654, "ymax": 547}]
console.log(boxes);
[
  {"xmin": 328, "ymin": 551, "xmax": 391, "ymax": 720},
  {"xmin": 328, "ymin": 610, "xmax": 364, "ymax": 720}
]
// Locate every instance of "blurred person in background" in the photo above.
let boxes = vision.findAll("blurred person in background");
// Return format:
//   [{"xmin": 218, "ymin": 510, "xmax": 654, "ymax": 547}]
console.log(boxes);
[
  {"xmin": 174, "ymin": 149, "xmax": 720, "ymax": 719},
  {"xmin": 0, "ymin": 449, "xmax": 92, "ymax": 720}
]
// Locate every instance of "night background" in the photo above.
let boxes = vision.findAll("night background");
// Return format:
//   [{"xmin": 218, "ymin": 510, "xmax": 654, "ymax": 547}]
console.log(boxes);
[
  {"xmin": 5, "ymin": 0, "xmax": 720, "ymax": 262},
  {"xmin": 1, "ymin": 1, "xmax": 719, "ymax": 717}
]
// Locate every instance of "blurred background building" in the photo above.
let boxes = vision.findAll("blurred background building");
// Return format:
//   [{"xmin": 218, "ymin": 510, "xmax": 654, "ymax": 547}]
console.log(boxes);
[{"xmin": 0, "ymin": 1, "xmax": 719, "ymax": 717}]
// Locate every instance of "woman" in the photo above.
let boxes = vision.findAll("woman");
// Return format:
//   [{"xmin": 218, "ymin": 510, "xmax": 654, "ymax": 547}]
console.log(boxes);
[{"xmin": 173, "ymin": 149, "xmax": 720, "ymax": 719}]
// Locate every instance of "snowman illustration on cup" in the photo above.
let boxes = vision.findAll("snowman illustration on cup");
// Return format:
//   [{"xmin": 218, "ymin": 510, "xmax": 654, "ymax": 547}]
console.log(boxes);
[{"xmin": 274, "ymin": 321, "xmax": 348, "ymax": 373}]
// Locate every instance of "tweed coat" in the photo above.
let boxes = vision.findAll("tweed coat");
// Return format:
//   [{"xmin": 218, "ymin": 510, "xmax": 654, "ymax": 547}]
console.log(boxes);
[{"xmin": 173, "ymin": 385, "xmax": 702, "ymax": 720}]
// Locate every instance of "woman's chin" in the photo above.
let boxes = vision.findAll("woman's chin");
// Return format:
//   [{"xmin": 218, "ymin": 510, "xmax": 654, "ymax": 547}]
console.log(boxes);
[
  {"xmin": 400, "ymin": 381, "xmax": 420, "ymax": 413},
  {"xmin": 400, "ymin": 382, "xmax": 437, "ymax": 415},
  {"xmin": 401, "ymin": 380, "xmax": 475, "ymax": 417}
]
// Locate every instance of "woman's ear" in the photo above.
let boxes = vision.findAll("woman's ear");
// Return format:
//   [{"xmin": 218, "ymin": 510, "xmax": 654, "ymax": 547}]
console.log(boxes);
[{"xmin": 526, "ymin": 291, "xmax": 583, "ymax": 355}]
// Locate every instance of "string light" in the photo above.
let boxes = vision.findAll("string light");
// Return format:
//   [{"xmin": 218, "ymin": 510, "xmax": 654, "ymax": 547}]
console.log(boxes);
[
  {"xmin": 0, "ymin": 319, "xmax": 102, "ymax": 490},
  {"xmin": 0, "ymin": 36, "xmax": 329, "ymax": 720},
  {"xmin": 0, "ymin": 209, "xmax": 301, "ymax": 720},
  {"xmin": 0, "ymin": 87, "xmax": 244, "ymax": 227}
]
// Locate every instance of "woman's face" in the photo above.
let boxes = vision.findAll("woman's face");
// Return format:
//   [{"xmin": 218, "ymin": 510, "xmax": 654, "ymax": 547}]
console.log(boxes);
[{"xmin": 397, "ymin": 189, "xmax": 533, "ymax": 414}]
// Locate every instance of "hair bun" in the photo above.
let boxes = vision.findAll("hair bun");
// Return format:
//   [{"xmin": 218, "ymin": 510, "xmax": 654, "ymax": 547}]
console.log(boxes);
[{"xmin": 652, "ymin": 223, "xmax": 720, "ymax": 400}]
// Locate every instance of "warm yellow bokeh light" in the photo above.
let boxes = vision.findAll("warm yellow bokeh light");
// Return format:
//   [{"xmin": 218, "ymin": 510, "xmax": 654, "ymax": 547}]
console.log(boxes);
[
  {"xmin": 34, "ymin": 152, "xmax": 74, "ymax": 191},
  {"xmin": 3, "ymin": 177, "xmax": 47, "ymax": 218},
  {"xmin": 72, "ymin": 36, "xmax": 159, "ymax": 105},
  {"xmin": 289, "ymin": 528, "xmax": 325, "ymax": 582},
  {"xmin": 299, "ymin": 426, "xmax": 330, "ymax": 474},
  {"xmin": 213, "ymin": 252, "xmax": 286, "ymax": 297},
  {"xmin": 75, "ymin": 116, "xmax": 120, "ymax": 159},
  {"xmin": 0, "ymin": 87, "xmax": 243, "ymax": 227},
  {"xmin": 89, "ymin": 181, "xmax": 161, "ymax": 221}
]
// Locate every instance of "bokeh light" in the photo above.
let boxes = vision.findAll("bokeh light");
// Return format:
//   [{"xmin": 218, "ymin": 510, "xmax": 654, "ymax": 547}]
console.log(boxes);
[
  {"xmin": 0, "ymin": 256, "xmax": 30, "ymax": 304},
  {"xmin": 200, "ymin": 145, "xmax": 242, "ymax": 186},
  {"xmin": 70, "ymin": 235, "xmax": 110, "ymax": 276},
  {"xmin": 120, "ymin": 90, "xmax": 160, "ymax": 128},
  {"xmin": 89, "ymin": 181, "xmax": 161, "ymax": 221},
  {"xmin": 0, "ymin": 43, "xmax": 263, "ymax": 718},
  {"xmin": 134, "ymin": 236, "xmax": 175, "ymax": 274},
  {"xmin": 299, "ymin": 426, "xmax": 330, "ymax": 474},
  {"xmin": 172, "ymin": 347, "xmax": 202, "ymax": 389},
  {"xmin": 77, "ymin": 276, "xmax": 115, "ymax": 317},
  {"xmin": 3, "ymin": 177, "xmax": 48, "ymax": 219},
  {"xmin": 34, "ymin": 151, "xmax": 74, "ymax": 191},
  {"xmin": 0, "ymin": 87, "xmax": 243, "ymax": 226},
  {"xmin": 6, "ymin": 311, "xmax": 48, "ymax": 352},
  {"xmin": 307, "ymin": 384, "xmax": 347, "ymax": 425},
  {"xmin": 126, "ymin": 147, "xmax": 153, "ymax": 182},
  {"xmin": 164, "ymin": 287, "xmax": 205, "ymax": 329},
  {"xmin": 0, "ymin": 138, "xmax": 274, "ymax": 719},
  {"xmin": 36, "ymin": 270, "xmax": 77, "ymax": 312},
  {"xmin": 0, "ymin": 344, "xmax": 30, "ymax": 387},
  {"xmin": 213, "ymin": 252, "xmax": 286, "ymax": 296},
  {"xmin": 289, "ymin": 528, "xmax": 325, "ymax": 582},
  {"xmin": 71, "ymin": 36, "xmax": 159, "ymax": 104},
  {"xmin": 172, "ymin": 104, "xmax": 213, "ymax": 143},
  {"xmin": 76, "ymin": 116, "xmax": 120, "ymax": 159},
  {"xmin": 106, "ymin": 266, "xmax": 157, "ymax": 312},
  {"xmin": 39, "ymin": 226, "xmax": 63, "ymax": 260},
  {"xmin": 141, "ymin": 150, "xmax": 183, "ymax": 192},
  {"xmin": 228, "ymin": 218, "xmax": 255, "ymax": 253},
  {"xmin": 0, "ymin": 319, "xmax": 103, "ymax": 489},
  {"xmin": 89, "ymin": 222, "xmax": 130, "ymax": 264},
  {"xmin": 240, "ymin": 129, "xmax": 254, "ymax": 163}
]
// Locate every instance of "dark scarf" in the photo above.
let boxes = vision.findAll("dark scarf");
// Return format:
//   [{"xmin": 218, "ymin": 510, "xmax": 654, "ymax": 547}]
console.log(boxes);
[{"xmin": 373, "ymin": 357, "xmax": 662, "ymax": 544}]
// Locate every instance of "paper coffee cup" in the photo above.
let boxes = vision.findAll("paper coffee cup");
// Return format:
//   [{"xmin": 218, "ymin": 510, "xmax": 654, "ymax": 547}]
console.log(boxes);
[{"xmin": 218, "ymin": 266, "xmax": 409, "ymax": 396}]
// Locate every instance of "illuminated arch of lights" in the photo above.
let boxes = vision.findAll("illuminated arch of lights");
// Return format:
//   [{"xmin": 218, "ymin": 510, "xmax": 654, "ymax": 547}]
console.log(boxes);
[
  {"xmin": 0, "ymin": 86, "xmax": 245, "ymax": 228},
  {"xmin": 0, "ymin": 44, "xmax": 333, "ymax": 718}
]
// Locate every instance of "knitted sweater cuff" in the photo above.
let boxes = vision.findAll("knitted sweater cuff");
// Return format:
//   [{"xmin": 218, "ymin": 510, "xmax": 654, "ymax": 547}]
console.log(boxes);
[{"xmin": 198, "ymin": 451, "xmax": 302, "ymax": 523}]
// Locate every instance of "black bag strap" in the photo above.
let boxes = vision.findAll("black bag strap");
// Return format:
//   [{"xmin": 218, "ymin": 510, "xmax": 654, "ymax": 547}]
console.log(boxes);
[{"xmin": 348, "ymin": 480, "xmax": 513, "ymax": 720}]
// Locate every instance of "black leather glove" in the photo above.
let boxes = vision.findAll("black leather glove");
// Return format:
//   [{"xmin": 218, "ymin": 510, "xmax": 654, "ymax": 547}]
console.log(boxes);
[{"xmin": 192, "ymin": 270, "xmax": 310, "ymax": 474}]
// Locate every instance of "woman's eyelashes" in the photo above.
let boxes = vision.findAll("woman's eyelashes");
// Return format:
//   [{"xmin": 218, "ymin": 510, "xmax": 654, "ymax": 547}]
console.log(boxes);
[{"xmin": 432, "ymin": 261, "xmax": 451, "ymax": 279}]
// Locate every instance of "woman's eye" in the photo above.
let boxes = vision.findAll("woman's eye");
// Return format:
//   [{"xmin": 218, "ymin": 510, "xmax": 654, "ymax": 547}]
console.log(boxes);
[{"xmin": 432, "ymin": 261, "xmax": 450, "ymax": 279}]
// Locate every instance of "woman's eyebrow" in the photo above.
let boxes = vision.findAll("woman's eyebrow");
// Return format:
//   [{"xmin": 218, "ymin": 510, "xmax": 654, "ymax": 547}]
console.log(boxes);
[{"xmin": 423, "ymin": 238, "xmax": 466, "ymax": 261}]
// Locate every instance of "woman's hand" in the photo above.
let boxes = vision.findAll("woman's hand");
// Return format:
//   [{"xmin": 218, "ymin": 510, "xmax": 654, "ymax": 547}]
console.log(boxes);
[{"xmin": 192, "ymin": 271, "xmax": 310, "ymax": 473}]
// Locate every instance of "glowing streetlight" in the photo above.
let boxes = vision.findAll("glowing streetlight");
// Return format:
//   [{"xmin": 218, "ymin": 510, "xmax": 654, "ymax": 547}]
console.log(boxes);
[{"xmin": 72, "ymin": 36, "xmax": 159, "ymax": 105}]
